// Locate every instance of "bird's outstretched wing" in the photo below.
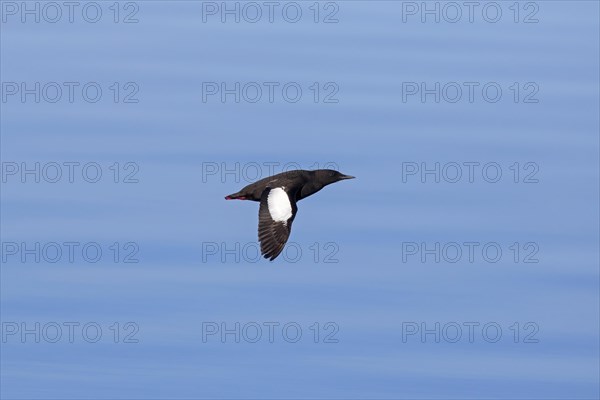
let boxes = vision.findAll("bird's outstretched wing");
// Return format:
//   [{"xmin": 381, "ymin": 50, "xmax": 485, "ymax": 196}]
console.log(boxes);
[{"xmin": 258, "ymin": 187, "xmax": 297, "ymax": 260}]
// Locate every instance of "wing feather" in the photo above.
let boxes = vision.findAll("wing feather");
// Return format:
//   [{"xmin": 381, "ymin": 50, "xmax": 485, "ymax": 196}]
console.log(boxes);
[{"xmin": 258, "ymin": 187, "xmax": 297, "ymax": 260}]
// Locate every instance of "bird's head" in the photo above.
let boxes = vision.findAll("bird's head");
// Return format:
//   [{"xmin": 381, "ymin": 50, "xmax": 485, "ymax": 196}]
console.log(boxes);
[{"xmin": 314, "ymin": 169, "xmax": 356, "ymax": 186}]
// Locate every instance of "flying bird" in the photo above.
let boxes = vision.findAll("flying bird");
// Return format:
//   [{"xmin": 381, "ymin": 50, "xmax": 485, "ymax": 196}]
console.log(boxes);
[{"xmin": 225, "ymin": 169, "xmax": 355, "ymax": 260}]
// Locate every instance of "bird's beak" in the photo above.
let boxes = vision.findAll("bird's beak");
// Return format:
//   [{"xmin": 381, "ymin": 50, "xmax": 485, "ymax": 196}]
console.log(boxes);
[{"xmin": 340, "ymin": 174, "xmax": 355, "ymax": 180}]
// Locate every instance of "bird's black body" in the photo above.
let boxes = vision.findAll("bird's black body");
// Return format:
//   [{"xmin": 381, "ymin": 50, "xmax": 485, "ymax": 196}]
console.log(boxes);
[
  {"xmin": 225, "ymin": 169, "xmax": 354, "ymax": 260},
  {"xmin": 225, "ymin": 169, "xmax": 352, "ymax": 202}
]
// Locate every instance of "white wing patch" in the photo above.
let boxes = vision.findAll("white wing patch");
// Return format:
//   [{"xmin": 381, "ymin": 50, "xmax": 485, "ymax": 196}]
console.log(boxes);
[{"xmin": 267, "ymin": 187, "xmax": 292, "ymax": 224}]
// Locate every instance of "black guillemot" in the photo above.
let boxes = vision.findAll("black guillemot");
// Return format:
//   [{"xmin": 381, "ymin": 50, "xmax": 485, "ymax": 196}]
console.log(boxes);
[{"xmin": 225, "ymin": 169, "xmax": 355, "ymax": 260}]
